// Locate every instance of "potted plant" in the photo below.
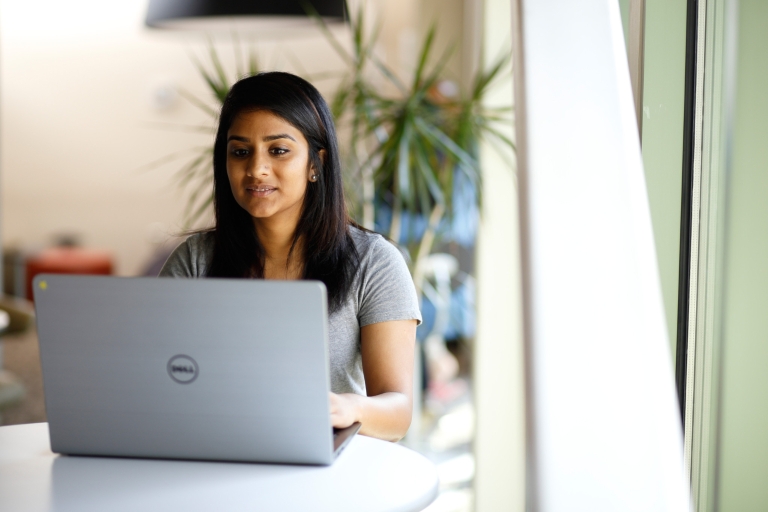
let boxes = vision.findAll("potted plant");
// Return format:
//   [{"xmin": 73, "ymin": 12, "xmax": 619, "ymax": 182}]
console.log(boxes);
[{"xmin": 315, "ymin": 5, "xmax": 514, "ymax": 299}]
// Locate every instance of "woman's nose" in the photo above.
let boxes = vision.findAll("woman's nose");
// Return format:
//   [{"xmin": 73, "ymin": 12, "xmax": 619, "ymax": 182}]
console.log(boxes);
[{"xmin": 250, "ymin": 152, "xmax": 270, "ymax": 176}]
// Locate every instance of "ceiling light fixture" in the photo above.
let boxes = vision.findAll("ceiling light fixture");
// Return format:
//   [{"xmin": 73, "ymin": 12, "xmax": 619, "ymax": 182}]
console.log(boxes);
[{"xmin": 145, "ymin": 0, "xmax": 346, "ymax": 33}]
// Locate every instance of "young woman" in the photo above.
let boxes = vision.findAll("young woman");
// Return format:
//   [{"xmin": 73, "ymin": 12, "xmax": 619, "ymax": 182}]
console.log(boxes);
[{"xmin": 160, "ymin": 72, "xmax": 421, "ymax": 442}]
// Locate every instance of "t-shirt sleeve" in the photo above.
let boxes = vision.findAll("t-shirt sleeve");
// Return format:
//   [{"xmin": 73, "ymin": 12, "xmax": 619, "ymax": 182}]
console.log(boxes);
[
  {"xmin": 358, "ymin": 236, "xmax": 423, "ymax": 327},
  {"xmin": 158, "ymin": 233, "xmax": 211, "ymax": 278}
]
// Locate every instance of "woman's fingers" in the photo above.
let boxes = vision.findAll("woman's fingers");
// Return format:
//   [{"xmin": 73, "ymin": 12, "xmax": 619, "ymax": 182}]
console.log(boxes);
[{"xmin": 329, "ymin": 392, "xmax": 358, "ymax": 428}]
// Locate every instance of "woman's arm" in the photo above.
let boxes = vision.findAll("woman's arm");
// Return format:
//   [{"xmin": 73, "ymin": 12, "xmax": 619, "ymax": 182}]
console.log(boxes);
[{"xmin": 330, "ymin": 319, "xmax": 417, "ymax": 442}]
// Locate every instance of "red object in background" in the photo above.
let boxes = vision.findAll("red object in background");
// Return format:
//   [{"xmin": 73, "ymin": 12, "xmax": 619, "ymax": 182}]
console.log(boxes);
[{"xmin": 25, "ymin": 247, "xmax": 113, "ymax": 301}]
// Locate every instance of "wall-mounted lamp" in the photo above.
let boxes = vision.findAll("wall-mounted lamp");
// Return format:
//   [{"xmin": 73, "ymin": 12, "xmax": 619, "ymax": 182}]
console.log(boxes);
[{"xmin": 145, "ymin": 0, "xmax": 346, "ymax": 32}]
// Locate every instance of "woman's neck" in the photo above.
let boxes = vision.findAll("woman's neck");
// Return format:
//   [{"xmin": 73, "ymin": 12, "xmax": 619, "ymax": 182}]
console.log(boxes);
[{"xmin": 253, "ymin": 218, "xmax": 303, "ymax": 280}]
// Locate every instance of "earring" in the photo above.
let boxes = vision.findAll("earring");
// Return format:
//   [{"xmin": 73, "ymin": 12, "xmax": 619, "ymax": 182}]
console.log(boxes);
[{"xmin": 310, "ymin": 174, "xmax": 318, "ymax": 182}]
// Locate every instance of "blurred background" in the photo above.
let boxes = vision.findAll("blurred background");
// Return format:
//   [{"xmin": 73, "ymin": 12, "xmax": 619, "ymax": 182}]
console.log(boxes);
[
  {"xmin": 0, "ymin": 1, "xmax": 519, "ymax": 511},
  {"xmin": 6, "ymin": 1, "xmax": 768, "ymax": 511}
]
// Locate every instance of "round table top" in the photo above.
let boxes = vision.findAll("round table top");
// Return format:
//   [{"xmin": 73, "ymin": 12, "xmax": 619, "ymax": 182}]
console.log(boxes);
[{"xmin": 0, "ymin": 423, "xmax": 438, "ymax": 512}]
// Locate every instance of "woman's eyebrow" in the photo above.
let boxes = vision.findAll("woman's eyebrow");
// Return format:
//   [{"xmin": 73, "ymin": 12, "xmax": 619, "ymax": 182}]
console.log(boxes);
[
  {"xmin": 227, "ymin": 133, "xmax": 297, "ymax": 143},
  {"xmin": 263, "ymin": 133, "xmax": 296, "ymax": 142}
]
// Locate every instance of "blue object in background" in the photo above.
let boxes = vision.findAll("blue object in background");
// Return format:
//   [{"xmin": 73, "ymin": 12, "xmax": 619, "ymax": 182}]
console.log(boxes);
[
  {"xmin": 376, "ymin": 166, "xmax": 479, "ymax": 342},
  {"xmin": 374, "ymin": 167, "xmax": 479, "ymax": 249},
  {"xmin": 416, "ymin": 276, "xmax": 476, "ymax": 342},
  {"xmin": 446, "ymin": 167, "xmax": 479, "ymax": 247}
]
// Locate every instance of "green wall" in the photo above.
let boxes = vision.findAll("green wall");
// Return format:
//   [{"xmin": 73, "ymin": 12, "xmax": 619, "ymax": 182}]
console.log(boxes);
[
  {"xmin": 618, "ymin": 0, "xmax": 630, "ymax": 48},
  {"xmin": 718, "ymin": 1, "xmax": 768, "ymax": 509},
  {"xmin": 617, "ymin": 0, "xmax": 687, "ymax": 360},
  {"xmin": 641, "ymin": 0, "xmax": 688, "ymax": 359}
]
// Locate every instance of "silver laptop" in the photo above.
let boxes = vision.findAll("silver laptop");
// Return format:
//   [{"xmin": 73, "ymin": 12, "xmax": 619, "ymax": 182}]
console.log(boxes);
[{"xmin": 33, "ymin": 274, "xmax": 360, "ymax": 465}]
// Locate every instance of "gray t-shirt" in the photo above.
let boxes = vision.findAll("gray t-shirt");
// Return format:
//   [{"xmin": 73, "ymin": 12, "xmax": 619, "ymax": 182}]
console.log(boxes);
[{"xmin": 158, "ymin": 227, "xmax": 422, "ymax": 395}]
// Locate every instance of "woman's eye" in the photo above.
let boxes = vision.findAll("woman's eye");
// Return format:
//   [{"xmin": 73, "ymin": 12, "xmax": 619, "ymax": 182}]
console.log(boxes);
[
  {"xmin": 230, "ymin": 148, "xmax": 249, "ymax": 158},
  {"xmin": 270, "ymin": 147, "xmax": 289, "ymax": 156}
]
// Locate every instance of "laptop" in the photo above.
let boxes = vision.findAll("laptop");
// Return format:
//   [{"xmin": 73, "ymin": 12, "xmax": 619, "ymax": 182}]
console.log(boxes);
[{"xmin": 33, "ymin": 274, "xmax": 360, "ymax": 465}]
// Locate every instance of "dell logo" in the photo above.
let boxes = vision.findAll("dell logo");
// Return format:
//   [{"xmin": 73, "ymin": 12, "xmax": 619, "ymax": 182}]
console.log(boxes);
[{"xmin": 167, "ymin": 355, "xmax": 199, "ymax": 384}]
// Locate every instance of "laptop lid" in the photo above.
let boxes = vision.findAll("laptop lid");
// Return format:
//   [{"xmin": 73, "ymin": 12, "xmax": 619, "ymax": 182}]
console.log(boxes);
[{"xmin": 33, "ymin": 274, "xmax": 337, "ymax": 465}]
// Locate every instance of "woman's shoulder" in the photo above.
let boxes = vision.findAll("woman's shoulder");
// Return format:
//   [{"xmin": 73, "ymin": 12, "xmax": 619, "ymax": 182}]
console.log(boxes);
[
  {"xmin": 173, "ymin": 231, "xmax": 215, "ymax": 259},
  {"xmin": 158, "ymin": 230, "xmax": 215, "ymax": 278},
  {"xmin": 347, "ymin": 225, "xmax": 421, "ymax": 326},
  {"xmin": 184, "ymin": 230, "xmax": 215, "ymax": 250},
  {"xmin": 349, "ymin": 225, "xmax": 394, "ymax": 261},
  {"xmin": 348, "ymin": 225, "xmax": 412, "ymax": 275},
  {"xmin": 348, "ymin": 224, "xmax": 373, "ymax": 246},
  {"xmin": 349, "ymin": 224, "xmax": 394, "ymax": 252}
]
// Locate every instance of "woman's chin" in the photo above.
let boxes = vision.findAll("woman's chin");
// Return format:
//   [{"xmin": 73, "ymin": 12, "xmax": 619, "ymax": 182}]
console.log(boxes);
[
  {"xmin": 245, "ymin": 206, "xmax": 296, "ymax": 225},
  {"xmin": 235, "ymin": 200, "xmax": 274, "ymax": 220}
]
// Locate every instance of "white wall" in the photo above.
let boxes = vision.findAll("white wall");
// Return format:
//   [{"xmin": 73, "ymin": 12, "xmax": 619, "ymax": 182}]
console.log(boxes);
[
  {"xmin": 0, "ymin": 0, "xmax": 468, "ymax": 277},
  {"xmin": 0, "ymin": 1, "xmax": 400, "ymax": 276}
]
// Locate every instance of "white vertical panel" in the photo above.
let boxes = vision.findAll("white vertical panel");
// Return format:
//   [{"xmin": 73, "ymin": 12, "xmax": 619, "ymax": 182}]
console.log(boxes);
[
  {"xmin": 511, "ymin": 0, "xmax": 691, "ymax": 510},
  {"xmin": 473, "ymin": 0, "xmax": 524, "ymax": 508}
]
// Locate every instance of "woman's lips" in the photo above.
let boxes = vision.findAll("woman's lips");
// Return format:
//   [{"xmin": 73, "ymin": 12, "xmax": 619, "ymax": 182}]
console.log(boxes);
[{"xmin": 246, "ymin": 185, "xmax": 276, "ymax": 198}]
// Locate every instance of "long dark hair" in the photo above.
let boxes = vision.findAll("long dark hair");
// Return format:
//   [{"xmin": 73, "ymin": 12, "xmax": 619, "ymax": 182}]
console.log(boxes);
[{"xmin": 208, "ymin": 72, "xmax": 359, "ymax": 313}]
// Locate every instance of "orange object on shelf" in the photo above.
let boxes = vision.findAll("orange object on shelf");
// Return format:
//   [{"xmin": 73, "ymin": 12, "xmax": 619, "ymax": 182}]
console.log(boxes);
[{"xmin": 25, "ymin": 247, "xmax": 113, "ymax": 301}]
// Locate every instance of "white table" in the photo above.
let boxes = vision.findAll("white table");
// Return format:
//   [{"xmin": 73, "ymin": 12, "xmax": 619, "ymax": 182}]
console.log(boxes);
[{"xmin": 0, "ymin": 423, "xmax": 438, "ymax": 512}]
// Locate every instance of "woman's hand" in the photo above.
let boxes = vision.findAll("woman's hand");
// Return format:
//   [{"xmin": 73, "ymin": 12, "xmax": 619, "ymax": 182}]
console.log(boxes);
[{"xmin": 329, "ymin": 392, "xmax": 361, "ymax": 429}]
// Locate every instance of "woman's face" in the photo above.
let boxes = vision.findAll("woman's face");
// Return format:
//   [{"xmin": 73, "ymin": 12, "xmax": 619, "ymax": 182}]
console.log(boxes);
[{"xmin": 226, "ymin": 110, "xmax": 317, "ymax": 228}]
